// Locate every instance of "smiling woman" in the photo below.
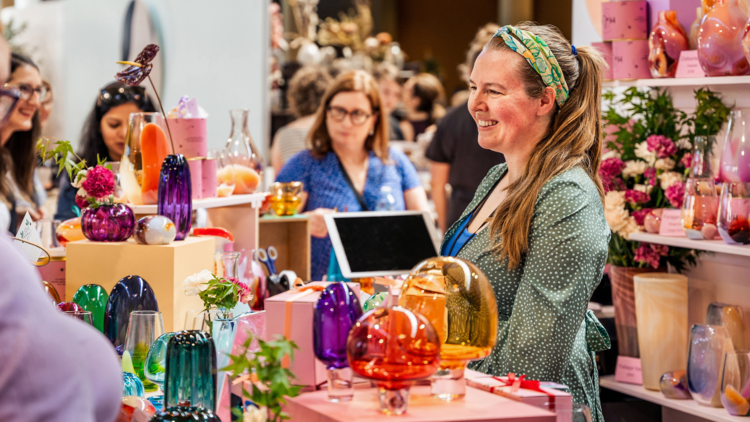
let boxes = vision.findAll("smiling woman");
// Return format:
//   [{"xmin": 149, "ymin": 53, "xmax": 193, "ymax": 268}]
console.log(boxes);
[
  {"xmin": 55, "ymin": 81, "xmax": 155, "ymax": 221},
  {"xmin": 442, "ymin": 23, "xmax": 611, "ymax": 421}
]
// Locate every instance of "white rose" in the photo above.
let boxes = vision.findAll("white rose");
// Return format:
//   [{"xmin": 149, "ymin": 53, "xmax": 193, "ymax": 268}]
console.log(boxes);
[
  {"xmin": 71, "ymin": 169, "xmax": 88, "ymax": 188},
  {"xmin": 635, "ymin": 141, "xmax": 656, "ymax": 165},
  {"xmin": 244, "ymin": 406, "xmax": 268, "ymax": 422},
  {"xmin": 602, "ymin": 149, "xmax": 622, "ymax": 160},
  {"xmin": 605, "ymin": 206, "xmax": 629, "ymax": 233},
  {"xmin": 617, "ymin": 216, "xmax": 641, "ymax": 240},
  {"xmin": 655, "ymin": 158, "xmax": 676, "ymax": 171},
  {"xmin": 634, "ymin": 184, "xmax": 653, "ymax": 195},
  {"xmin": 182, "ymin": 269, "xmax": 214, "ymax": 296},
  {"xmin": 660, "ymin": 171, "xmax": 683, "ymax": 190},
  {"xmin": 676, "ymin": 138, "xmax": 692, "ymax": 150},
  {"xmin": 622, "ymin": 160, "xmax": 648, "ymax": 178},
  {"xmin": 604, "ymin": 191, "xmax": 626, "ymax": 211}
]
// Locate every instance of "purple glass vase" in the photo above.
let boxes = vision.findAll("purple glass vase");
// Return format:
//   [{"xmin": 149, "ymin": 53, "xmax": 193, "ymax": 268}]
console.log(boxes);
[
  {"xmin": 157, "ymin": 154, "xmax": 192, "ymax": 240},
  {"xmin": 313, "ymin": 282, "xmax": 362, "ymax": 402},
  {"xmin": 81, "ymin": 203, "xmax": 135, "ymax": 242}
]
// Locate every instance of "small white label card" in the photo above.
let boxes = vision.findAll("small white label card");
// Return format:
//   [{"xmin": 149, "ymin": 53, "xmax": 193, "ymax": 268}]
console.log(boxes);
[
  {"xmin": 615, "ymin": 356, "xmax": 643, "ymax": 385},
  {"xmin": 658, "ymin": 209, "xmax": 686, "ymax": 237},
  {"xmin": 14, "ymin": 211, "xmax": 42, "ymax": 262},
  {"xmin": 675, "ymin": 50, "xmax": 706, "ymax": 78}
]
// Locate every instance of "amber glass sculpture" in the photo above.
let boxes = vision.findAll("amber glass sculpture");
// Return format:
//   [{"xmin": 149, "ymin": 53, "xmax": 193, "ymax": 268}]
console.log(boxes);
[
  {"xmin": 347, "ymin": 306, "xmax": 440, "ymax": 415},
  {"xmin": 399, "ymin": 256, "xmax": 498, "ymax": 400}
]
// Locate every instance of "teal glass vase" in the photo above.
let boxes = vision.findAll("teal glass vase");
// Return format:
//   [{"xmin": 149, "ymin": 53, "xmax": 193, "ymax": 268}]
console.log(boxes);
[
  {"xmin": 123, "ymin": 371, "xmax": 145, "ymax": 397},
  {"xmin": 164, "ymin": 330, "xmax": 217, "ymax": 411},
  {"xmin": 72, "ymin": 284, "xmax": 109, "ymax": 333},
  {"xmin": 149, "ymin": 406, "xmax": 220, "ymax": 421},
  {"xmin": 326, "ymin": 248, "xmax": 350, "ymax": 282}
]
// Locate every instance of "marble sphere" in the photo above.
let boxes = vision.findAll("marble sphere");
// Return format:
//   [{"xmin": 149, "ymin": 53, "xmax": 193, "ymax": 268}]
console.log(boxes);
[{"xmin": 134, "ymin": 216, "xmax": 176, "ymax": 245}]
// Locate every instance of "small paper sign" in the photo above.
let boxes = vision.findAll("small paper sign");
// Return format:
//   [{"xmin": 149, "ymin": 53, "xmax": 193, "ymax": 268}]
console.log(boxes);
[
  {"xmin": 615, "ymin": 356, "xmax": 643, "ymax": 385},
  {"xmin": 14, "ymin": 212, "xmax": 42, "ymax": 262},
  {"xmin": 675, "ymin": 50, "xmax": 706, "ymax": 78},
  {"xmin": 658, "ymin": 209, "xmax": 686, "ymax": 237}
]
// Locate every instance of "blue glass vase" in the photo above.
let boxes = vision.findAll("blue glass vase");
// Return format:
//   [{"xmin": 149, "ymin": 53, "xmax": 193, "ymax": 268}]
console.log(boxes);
[
  {"xmin": 123, "ymin": 371, "xmax": 145, "ymax": 397},
  {"xmin": 158, "ymin": 154, "xmax": 192, "ymax": 241},
  {"xmin": 104, "ymin": 275, "xmax": 159, "ymax": 355},
  {"xmin": 72, "ymin": 284, "xmax": 109, "ymax": 333},
  {"xmin": 149, "ymin": 406, "xmax": 220, "ymax": 421},
  {"xmin": 164, "ymin": 330, "xmax": 217, "ymax": 411},
  {"xmin": 314, "ymin": 282, "xmax": 362, "ymax": 401}
]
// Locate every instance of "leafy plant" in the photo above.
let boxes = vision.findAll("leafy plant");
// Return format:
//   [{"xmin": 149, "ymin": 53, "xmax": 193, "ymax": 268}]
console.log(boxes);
[
  {"xmin": 687, "ymin": 87, "xmax": 732, "ymax": 144},
  {"xmin": 223, "ymin": 335, "xmax": 302, "ymax": 422}
]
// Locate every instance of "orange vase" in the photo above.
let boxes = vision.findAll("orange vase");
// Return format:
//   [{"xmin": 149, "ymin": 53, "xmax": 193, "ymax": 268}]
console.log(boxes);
[{"xmin": 649, "ymin": 10, "xmax": 689, "ymax": 78}]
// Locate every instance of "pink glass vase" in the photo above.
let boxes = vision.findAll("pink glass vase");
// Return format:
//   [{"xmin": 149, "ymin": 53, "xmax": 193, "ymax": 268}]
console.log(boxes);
[
  {"xmin": 697, "ymin": 0, "xmax": 750, "ymax": 76},
  {"xmin": 649, "ymin": 11, "xmax": 690, "ymax": 78},
  {"xmin": 81, "ymin": 203, "xmax": 135, "ymax": 242},
  {"xmin": 719, "ymin": 110, "xmax": 750, "ymax": 183}
]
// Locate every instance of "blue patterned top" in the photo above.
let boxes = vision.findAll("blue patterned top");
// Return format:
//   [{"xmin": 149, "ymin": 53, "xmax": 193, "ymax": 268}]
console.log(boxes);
[{"xmin": 276, "ymin": 148, "xmax": 422, "ymax": 280}]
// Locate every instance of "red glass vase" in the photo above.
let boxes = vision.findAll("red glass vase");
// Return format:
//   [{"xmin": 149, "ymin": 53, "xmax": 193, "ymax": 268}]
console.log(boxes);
[
  {"xmin": 649, "ymin": 10, "xmax": 689, "ymax": 78},
  {"xmin": 697, "ymin": 0, "xmax": 750, "ymax": 76},
  {"xmin": 81, "ymin": 203, "xmax": 135, "ymax": 242}
]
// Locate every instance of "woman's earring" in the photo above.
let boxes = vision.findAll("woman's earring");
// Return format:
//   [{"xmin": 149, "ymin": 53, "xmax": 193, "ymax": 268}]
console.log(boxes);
[{"xmin": 369, "ymin": 128, "xmax": 375, "ymax": 136}]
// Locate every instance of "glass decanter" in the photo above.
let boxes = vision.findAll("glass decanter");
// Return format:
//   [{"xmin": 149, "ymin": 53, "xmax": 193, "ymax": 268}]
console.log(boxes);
[{"xmin": 224, "ymin": 109, "xmax": 263, "ymax": 194}]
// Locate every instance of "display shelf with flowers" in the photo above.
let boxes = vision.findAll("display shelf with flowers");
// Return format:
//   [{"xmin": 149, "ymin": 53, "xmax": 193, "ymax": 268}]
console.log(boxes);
[{"xmin": 37, "ymin": 138, "xmax": 135, "ymax": 242}]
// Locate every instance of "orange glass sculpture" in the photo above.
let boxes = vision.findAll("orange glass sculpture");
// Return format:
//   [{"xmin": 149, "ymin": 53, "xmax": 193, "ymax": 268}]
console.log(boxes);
[
  {"xmin": 648, "ymin": 11, "xmax": 689, "ymax": 78},
  {"xmin": 120, "ymin": 113, "xmax": 171, "ymax": 205},
  {"xmin": 399, "ymin": 256, "xmax": 498, "ymax": 400},
  {"xmin": 42, "ymin": 280, "xmax": 61, "ymax": 304},
  {"xmin": 56, "ymin": 217, "xmax": 85, "ymax": 246},
  {"xmin": 347, "ymin": 306, "xmax": 440, "ymax": 415}
]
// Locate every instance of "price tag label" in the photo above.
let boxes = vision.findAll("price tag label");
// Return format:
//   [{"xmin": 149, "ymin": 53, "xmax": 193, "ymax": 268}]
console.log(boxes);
[
  {"xmin": 14, "ymin": 211, "xmax": 42, "ymax": 262},
  {"xmin": 658, "ymin": 209, "xmax": 686, "ymax": 237},
  {"xmin": 675, "ymin": 50, "xmax": 706, "ymax": 78},
  {"xmin": 615, "ymin": 356, "xmax": 643, "ymax": 385}
]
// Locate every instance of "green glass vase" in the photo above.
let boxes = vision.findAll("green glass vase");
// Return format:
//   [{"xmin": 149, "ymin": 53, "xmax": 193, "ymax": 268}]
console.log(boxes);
[
  {"xmin": 164, "ymin": 330, "xmax": 217, "ymax": 411},
  {"xmin": 72, "ymin": 284, "xmax": 109, "ymax": 333},
  {"xmin": 149, "ymin": 406, "xmax": 220, "ymax": 421}
]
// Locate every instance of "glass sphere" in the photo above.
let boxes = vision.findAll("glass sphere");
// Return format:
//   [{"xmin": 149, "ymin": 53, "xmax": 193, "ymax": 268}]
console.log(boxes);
[{"xmin": 399, "ymin": 256, "xmax": 498, "ymax": 370}]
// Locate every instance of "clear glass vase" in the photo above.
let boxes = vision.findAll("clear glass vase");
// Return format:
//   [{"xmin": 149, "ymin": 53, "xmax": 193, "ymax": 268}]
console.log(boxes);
[
  {"xmin": 224, "ymin": 109, "xmax": 263, "ymax": 194},
  {"xmin": 720, "ymin": 110, "xmax": 750, "ymax": 183},
  {"xmin": 718, "ymin": 182, "xmax": 750, "ymax": 244},
  {"xmin": 720, "ymin": 351, "xmax": 750, "ymax": 415},
  {"xmin": 682, "ymin": 178, "xmax": 719, "ymax": 240},
  {"xmin": 687, "ymin": 324, "xmax": 734, "ymax": 407}
]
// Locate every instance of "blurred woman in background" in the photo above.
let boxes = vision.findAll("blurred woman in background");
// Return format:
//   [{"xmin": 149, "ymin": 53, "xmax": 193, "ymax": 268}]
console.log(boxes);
[
  {"xmin": 372, "ymin": 62, "xmax": 404, "ymax": 140},
  {"xmin": 270, "ymin": 66, "xmax": 332, "ymax": 174},
  {"xmin": 400, "ymin": 72, "xmax": 445, "ymax": 141},
  {"xmin": 276, "ymin": 70, "xmax": 429, "ymax": 280},
  {"xmin": 0, "ymin": 53, "xmax": 45, "ymax": 227},
  {"xmin": 55, "ymin": 81, "xmax": 154, "ymax": 220}
]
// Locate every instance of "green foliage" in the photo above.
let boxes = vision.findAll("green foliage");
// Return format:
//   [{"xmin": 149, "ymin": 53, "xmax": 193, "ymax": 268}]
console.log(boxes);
[
  {"xmin": 197, "ymin": 274, "xmax": 243, "ymax": 317},
  {"xmin": 688, "ymin": 87, "xmax": 732, "ymax": 144},
  {"xmin": 223, "ymin": 335, "xmax": 302, "ymax": 422},
  {"xmin": 36, "ymin": 138, "xmax": 86, "ymax": 181}
]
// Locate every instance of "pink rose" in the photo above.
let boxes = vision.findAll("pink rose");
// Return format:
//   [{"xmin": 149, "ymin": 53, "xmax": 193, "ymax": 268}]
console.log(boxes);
[
  {"xmin": 81, "ymin": 165, "xmax": 116, "ymax": 199},
  {"xmin": 632, "ymin": 208, "xmax": 652, "ymax": 226},
  {"xmin": 229, "ymin": 277, "xmax": 253, "ymax": 304},
  {"xmin": 624, "ymin": 189, "xmax": 650, "ymax": 205},
  {"xmin": 75, "ymin": 195, "xmax": 89, "ymax": 209},
  {"xmin": 665, "ymin": 182, "xmax": 686, "ymax": 208}
]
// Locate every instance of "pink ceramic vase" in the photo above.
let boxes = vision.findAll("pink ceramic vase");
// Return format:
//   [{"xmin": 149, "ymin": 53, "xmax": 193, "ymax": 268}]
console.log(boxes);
[
  {"xmin": 697, "ymin": 0, "xmax": 750, "ymax": 76},
  {"xmin": 649, "ymin": 11, "xmax": 690, "ymax": 78}
]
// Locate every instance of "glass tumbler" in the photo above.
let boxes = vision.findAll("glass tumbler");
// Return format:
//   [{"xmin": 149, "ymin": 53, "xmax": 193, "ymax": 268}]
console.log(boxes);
[
  {"xmin": 718, "ymin": 182, "xmax": 750, "ymax": 244},
  {"xmin": 63, "ymin": 310, "xmax": 93, "ymax": 325},
  {"xmin": 688, "ymin": 324, "xmax": 734, "ymax": 407},
  {"xmin": 682, "ymin": 177, "xmax": 718, "ymax": 240},
  {"xmin": 145, "ymin": 332, "xmax": 176, "ymax": 409},
  {"xmin": 124, "ymin": 310, "xmax": 165, "ymax": 392}
]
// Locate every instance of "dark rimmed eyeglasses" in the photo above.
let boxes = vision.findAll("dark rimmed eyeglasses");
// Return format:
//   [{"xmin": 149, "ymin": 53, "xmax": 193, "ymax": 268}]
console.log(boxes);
[
  {"xmin": 0, "ymin": 87, "xmax": 20, "ymax": 125},
  {"xmin": 98, "ymin": 85, "xmax": 147, "ymax": 108},
  {"xmin": 327, "ymin": 105, "xmax": 374, "ymax": 126},
  {"xmin": 4, "ymin": 83, "xmax": 48, "ymax": 102}
]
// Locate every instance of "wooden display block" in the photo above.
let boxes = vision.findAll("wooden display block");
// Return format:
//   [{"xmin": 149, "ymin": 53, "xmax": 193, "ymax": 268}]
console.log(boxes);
[
  {"xmin": 259, "ymin": 215, "xmax": 310, "ymax": 280},
  {"xmin": 66, "ymin": 237, "xmax": 215, "ymax": 331}
]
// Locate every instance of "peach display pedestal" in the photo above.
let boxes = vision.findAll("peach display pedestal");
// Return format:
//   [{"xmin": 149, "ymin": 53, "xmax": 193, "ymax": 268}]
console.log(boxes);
[{"xmin": 65, "ymin": 236, "xmax": 214, "ymax": 331}]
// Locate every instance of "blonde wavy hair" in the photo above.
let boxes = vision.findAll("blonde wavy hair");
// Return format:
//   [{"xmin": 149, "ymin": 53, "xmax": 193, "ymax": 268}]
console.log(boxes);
[{"xmin": 484, "ymin": 23, "xmax": 606, "ymax": 269}]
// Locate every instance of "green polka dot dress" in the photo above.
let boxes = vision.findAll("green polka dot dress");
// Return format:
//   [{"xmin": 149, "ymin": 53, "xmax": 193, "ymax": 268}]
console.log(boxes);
[{"xmin": 443, "ymin": 164, "xmax": 612, "ymax": 422}]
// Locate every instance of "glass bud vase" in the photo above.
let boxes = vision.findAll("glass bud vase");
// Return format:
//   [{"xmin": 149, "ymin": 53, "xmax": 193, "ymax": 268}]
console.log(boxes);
[
  {"xmin": 164, "ymin": 330, "xmax": 217, "ymax": 411},
  {"xmin": 224, "ymin": 109, "xmax": 263, "ymax": 194},
  {"xmin": 347, "ymin": 306, "xmax": 441, "ymax": 415},
  {"xmin": 648, "ymin": 10, "xmax": 689, "ymax": 78},
  {"xmin": 720, "ymin": 351, "xmax": 750, "ymax": 416},
  {"xmin": 157, "ymin": 154, "xmax": 192, "ymax": 241},
  {"xmin": 720, "ymin": 110, "xmax": 750, "ymax": 183},
  {"xmin": 687, "ymin": 324, "xmax": 734, "ymax": 407},
  {"xmin": 399, "ymin": 257, "xmax": 498, "ymax": 401},
  {"xmin": 718, "ymin": 182, "xmax": 750, "ymax": 244},
  {"xmin": 81, "ymin": 203, "xmax": 135, "ymax": 242},
  {"xmin": 120, "ymin": 113, "xmax": 171, "ymax": 205},
  {"xmin": 314, "ymin": 282, "xmax": 363, "ymax": 402},
  {"xmin": 696, "ymin": 0, "xmax": 750, "ymax": 76}
]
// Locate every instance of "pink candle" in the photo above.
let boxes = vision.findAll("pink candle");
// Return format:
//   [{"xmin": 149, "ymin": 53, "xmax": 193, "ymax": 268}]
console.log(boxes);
[
  {"xmin": 187, "ymin": 158, "xmax": 203, "ymax": 200},
  {"xmin": 602, "ymin": 1, "xmax": 648, "ymax": 41},
  {"xmin": 169, "ymin": 118, "xmax": 208, "ymax": 159},
  {"xmin": 202, "ymin": 158, "xmax": 218, "ymax": 199},
  {"xmin": 613, "ymin": 40, "xmax": 652, "ymax": 80}
]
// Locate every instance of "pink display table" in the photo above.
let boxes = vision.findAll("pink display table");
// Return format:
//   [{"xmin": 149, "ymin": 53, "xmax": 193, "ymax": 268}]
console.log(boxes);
[{"xmin": 285, "ymin": 385, "xmax": 556, "ymax": 422}]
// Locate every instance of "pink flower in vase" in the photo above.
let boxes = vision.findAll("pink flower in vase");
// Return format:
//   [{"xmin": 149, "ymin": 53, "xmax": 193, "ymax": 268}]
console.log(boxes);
[
  {"xmin": 75, "ymin": 195, "xmax": 89, "ymax": 209},
  {"xmin": 624, "ymin": 189, "xmax": 650, "ymax": 204},
  {"xmin": 81, "ymin": 165, "xmax": 115, "ymax": 199},
  {"xmin": 665, "ymin": 182, "xmax": 686, "ymax": 208},
  {"xmin": 646, "ymin": 135, "xmax": 677, "ymax": 158},
  {"xmin": 680, "ymin": 153, "xmax": 692, "ymax": 169},
  {"xmin": 632, "ymin": 208, "xmax": 652, "ymax": 226},
  {"xmin": 644, "ymin": 167, "xmax": 657, "ymax": 186},
  {"xmin": 228, "ymin": 277, "xmax": 253, "ymax": 304}
]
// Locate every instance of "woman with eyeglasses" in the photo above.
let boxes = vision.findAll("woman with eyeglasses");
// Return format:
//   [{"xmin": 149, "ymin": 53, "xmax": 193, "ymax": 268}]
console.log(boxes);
[
  {"xmin": 276, "ymin": 70, "xmax": 429, "ymax": 281},
  {"xmin": 55, "ymin": 81, "xmax": 155, "ymax": 221},
  {"xmin": 0, "ymin": 53, "xmax": 46, "ymax": 230}
]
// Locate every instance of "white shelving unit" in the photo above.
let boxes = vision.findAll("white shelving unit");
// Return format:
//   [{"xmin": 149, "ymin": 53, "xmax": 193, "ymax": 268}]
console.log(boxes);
[
  {"xmin": 603, "ymin": 75, "xmax": 750, "ymax": 89},
  {"xmin": 629, "ymin": 232, "xmax": 750, "ymax": 257},
  {"xmin": 126, "ymin": 193, "xmax": 267, "ymax": 215},
  {"xmin": 600, "ymin": 376, "xmax": 741, "ymax": 422}
]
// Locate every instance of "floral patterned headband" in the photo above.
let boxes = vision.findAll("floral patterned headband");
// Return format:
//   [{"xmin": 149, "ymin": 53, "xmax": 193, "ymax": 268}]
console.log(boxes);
[{"xmin": 492, "ymin": 26, "xmax": 570, "ymax": 107}]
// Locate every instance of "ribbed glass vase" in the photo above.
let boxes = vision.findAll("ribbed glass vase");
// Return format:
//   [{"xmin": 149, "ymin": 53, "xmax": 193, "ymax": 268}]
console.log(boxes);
[
  {"xmin": 157, "ymin": 154, "xmax": 192, "ymax": 241},
  {"xmin": 163, "ymin": 330, "xmax": 216, "ymax": 411}
]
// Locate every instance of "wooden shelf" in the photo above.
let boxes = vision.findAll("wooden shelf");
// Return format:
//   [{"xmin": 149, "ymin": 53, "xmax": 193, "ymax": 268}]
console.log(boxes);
[
  {"xmin": 127, "ymin": 193, "xmax": 267, "ymax": 215},
  {"xmin": 600, "ymin": 376, "xmax": 741, "ymax": 422},
  {"xmin": 628, "ymin": 232, "xmax": 750, "ymax": 257},
  {"xmin": 603, "ymin": 75, "xmax": 750, "ymax": 88}
]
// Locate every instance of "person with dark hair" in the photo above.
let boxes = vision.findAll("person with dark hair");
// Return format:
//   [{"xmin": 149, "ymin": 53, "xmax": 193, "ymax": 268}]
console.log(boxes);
[
  {"xmin": 0, "ymin": 52, "xmax": 45, "ymax": 229},
  {"xmin": 55, "ymin": 81, "xmax": 155, "ymax": 220},
  {"xmin": 371, "ymin": 62, "xmax": 404, "ymax": 141},
  {"xmin": 270, "ymin": 66, "xmax": 332, "ymax": 174},
  {"xmin": 400, "ymin": 72, "xmax": 445, "ymax": 142},
  {"xmin": 442, "ymin": 23, "xmax": 610, "ymax": 420}
]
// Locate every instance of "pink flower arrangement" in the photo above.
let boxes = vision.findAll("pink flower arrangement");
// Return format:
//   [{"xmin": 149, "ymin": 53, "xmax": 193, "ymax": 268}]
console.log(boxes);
[
  {"xmin": 681, "ymin": 153, "xmax": 692, "ymax": 169},
  {"xmin": 634, "ymin": 243, "xmax": 669, "ymax": 268},
  {"xmin": 644, "ymin": 167, "xmax": 657, "ymax": 186},
  {"xmin": 665, "ymin": 182, "xmax": 685, "ymax": 208},
  {"xmin": 229, "ymin": 277, "xmax": 253, "ymax": 304},
  {"xmin": 599, "ymin": 157, "xmax": 627, "ymax": 192},
  {"xmin": 624, "ymin": 189, "xmax": 650, "ymax": 204},
  {"xmin": 81, "ymin": 165, "xmax": 116, "ymax": 199},
  {"xmin": 646, "ymin": 135, "xmax": 677, "ymax": 159},
  {"xmin": 631, "ymin": 208, "xmax": 652, "ymax": 226}
]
